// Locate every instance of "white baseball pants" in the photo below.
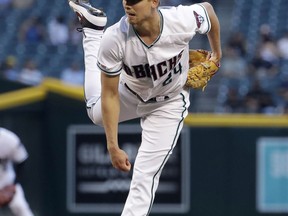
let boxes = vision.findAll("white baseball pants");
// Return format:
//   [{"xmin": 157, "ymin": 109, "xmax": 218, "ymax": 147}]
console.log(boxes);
[{"xmin": 8, "ymin": 184, "xmax": 34, "ymax": 216}]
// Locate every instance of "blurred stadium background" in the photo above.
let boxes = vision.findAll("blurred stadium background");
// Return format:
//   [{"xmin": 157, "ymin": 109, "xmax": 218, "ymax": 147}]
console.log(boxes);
[
  {"xmin": 1, "ymin": 0, "xmax": 288, "ymax": 113},
  {"xmin": 0, "ymin": 0, "xmax": 288, "ymax": 216}
]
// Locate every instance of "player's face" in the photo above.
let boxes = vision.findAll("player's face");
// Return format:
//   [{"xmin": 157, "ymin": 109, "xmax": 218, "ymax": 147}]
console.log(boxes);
[{"xmin": 122, "ymin": 0, "xmax": 159, "ymax": 25}]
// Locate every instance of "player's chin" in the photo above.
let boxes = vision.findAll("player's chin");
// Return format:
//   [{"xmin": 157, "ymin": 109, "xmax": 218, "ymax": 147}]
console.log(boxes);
[{"xmin": 127, "ymin": 15, "xmax": 137, "ymax": 24}]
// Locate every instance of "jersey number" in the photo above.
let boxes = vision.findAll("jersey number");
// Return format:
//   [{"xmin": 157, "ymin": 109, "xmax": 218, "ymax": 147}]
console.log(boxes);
[{"xmin": 163, "ymin": 63, "xmax": 182, "ymax": 86}]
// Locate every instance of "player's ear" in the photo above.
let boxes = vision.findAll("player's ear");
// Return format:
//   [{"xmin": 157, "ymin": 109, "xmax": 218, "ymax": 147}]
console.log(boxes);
[{"xmin": 151, "ymin": 0, "xmax": 160, "ymax": 8}]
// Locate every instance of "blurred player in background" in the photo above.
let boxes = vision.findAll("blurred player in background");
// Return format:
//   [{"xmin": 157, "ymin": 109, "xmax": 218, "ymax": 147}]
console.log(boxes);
[{"xmin": 0, "ymin": 128, "xmax": 34, "ymax": 216}]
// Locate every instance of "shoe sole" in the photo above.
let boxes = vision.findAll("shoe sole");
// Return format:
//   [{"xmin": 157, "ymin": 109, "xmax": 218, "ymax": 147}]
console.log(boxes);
[{"xmin": 69, "ymin": 1, "xmax": 107, "ymax": 27}]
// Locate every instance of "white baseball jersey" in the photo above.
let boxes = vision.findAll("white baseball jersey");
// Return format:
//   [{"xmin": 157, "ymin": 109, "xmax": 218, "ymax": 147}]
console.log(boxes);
[
  {"xmin": 0, "ymin": 128, "xmax": 28, "ymax": 189},
  {"xmin": 97, "ymin": 4, "xmax": 211, "ymax": 102}
]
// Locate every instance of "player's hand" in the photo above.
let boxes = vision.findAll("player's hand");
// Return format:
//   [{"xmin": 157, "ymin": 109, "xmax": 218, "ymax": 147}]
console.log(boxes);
[
  {"xmin": 108, "ymin": 147, "xmax": 131, "ymax": 172},
  {"xmin": 0, "ymin": 184, "xmax": 16, "ymax": 207}
]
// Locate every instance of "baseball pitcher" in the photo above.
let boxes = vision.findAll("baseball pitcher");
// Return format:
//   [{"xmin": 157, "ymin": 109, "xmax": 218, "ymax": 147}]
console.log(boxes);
[{"xmin": 68, "ymin": 0, "xmax": 221, "ymax": 215}]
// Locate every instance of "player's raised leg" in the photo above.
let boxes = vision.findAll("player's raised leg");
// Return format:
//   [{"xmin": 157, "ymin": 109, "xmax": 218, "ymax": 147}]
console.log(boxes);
[
  {"xmin": 68, "ymin": 0, "xmax": 139, "ymax": 126},
  {"xmin": 68, "ymin": 0, "xmax": 107, "ymax": 119}
]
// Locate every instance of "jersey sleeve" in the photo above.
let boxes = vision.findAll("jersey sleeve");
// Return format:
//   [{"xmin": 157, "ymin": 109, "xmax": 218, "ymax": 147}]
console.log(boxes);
[
  {"xmin": 11, "ymin": 143, "xmax": 28, "ymax": 163},
  {"xmin": 178, "ymin": 4, "xmax": 211, "ymax": 34},
  {"xmin": 97, "ymin": 27, "xmax": 123, "ymax": 76}
]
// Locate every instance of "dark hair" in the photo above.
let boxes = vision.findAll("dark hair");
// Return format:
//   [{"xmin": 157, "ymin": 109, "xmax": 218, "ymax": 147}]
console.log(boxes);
[{"xmin": 126, "ymin": 0, "xmax": 142, "ymax": 5}]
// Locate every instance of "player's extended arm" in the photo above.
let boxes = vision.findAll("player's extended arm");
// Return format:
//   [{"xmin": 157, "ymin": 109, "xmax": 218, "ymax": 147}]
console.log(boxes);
[
  {"xmin": 101, "ymin": 73, "xmax": 131, "ymax": 172},
  {"xmin": 202, "ymin": 2, "xmax": 222, "ymax": 64},
  {"xmin": 185, "ymin": 2, "xmax": 222, "ymax": 90}
]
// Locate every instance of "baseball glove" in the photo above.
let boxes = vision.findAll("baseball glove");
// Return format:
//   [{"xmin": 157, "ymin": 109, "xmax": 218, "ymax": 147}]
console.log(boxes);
[
  {"xmin": 0, "ymin": 185, "xmax": 16, "ymax": 207},
  {"xmin": 186, "ymin": 49, "xmax": 219, "ymax": 91}
]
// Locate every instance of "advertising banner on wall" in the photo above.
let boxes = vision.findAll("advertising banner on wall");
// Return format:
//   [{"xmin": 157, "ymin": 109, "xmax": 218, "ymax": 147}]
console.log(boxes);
[
  {"xmin": 257, "ymin": 137, "xmax": 288, "ymax": 213},
  {"xmin": 66, "ymin": 124, "xmax": 190, "ymax": 214}
]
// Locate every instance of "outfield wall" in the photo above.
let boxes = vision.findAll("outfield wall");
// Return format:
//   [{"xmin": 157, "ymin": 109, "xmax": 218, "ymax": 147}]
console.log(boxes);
[{"xmin": 0, "ymin": 78, "xmax": 287, "ymax": 216}]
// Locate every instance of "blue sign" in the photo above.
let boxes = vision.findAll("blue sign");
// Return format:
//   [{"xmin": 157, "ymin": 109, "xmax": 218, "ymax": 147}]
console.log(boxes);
[{"xmin": 257, "ymin": 137, "xmax": 288, "ymax": 213}]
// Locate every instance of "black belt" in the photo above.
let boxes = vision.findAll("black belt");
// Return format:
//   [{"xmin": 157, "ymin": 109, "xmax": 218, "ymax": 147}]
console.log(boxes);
[{"xmin": 124, "ymin": 83, "xmax": 169, "ymax": 103}]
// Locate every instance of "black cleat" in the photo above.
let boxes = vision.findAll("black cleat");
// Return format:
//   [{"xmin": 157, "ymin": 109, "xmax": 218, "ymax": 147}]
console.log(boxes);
[{"xmin": 68, "ymin": 0, "xmax": 107, "ymax": 30}]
